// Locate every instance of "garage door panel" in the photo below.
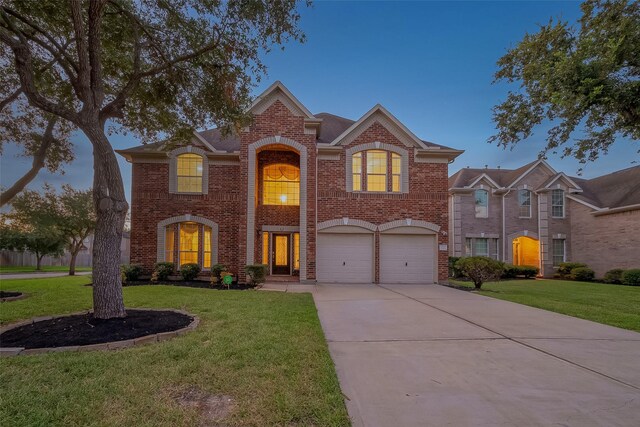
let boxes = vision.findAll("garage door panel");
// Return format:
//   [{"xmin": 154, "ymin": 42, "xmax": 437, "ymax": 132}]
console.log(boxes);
[
  {"xmin": 317, "ymin": 234, "xmax": 373, "ymax": 283},
  {"xmin": 380, "ymin": 234, "xmax": 435, "ymax": 284}
]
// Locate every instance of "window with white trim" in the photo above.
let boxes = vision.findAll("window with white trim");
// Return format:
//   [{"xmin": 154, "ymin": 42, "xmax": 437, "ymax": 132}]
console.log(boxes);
[
  {"xmin": 164, "ymin": 222, "xmax": 213, "ymax": 269},
  {"xmin": 518, "ymin": 189, "xmax": 532, "ymax": 218},
  {"xmin": 176, "ymin": 153, "xmax": 203, "ymax": 193},
  {"xmin": 351, "ymin": 150, "xmax": 402, "ymax": 193},
  {"xmin": 475, "ymin": 189, "xmax": 488, "ymax": 218},
  {"xmin": 552, "ymin": 239, "xmax": 565, "ymax": 266},
  {"xmin": 551, "ymin": 189, "xmax": 565, "ymax": 218},
  {"xmin": 465, "ymin": 237, "xmax": 499, "ymax": 259}
]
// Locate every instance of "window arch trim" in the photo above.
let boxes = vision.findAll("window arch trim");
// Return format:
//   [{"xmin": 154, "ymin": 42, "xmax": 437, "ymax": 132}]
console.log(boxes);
[
  {"xmin": 346, "ymin": 142, "xmax": 409, "ymax": 193},
  {"xmin": 157, "ymin": 215, "xmax": 218, "ymax": 267},
  {"xmin": 168, "ymin": 146, "xmax": 209, "ymax": 194}
]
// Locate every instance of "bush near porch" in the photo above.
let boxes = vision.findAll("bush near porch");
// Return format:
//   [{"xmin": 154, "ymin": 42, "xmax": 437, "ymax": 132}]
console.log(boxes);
[
  {"xmin": 449, "ymin": 278, "xmax": 640, "ymax": 332},
  {"xmin": 0, "ymin": 276, "xmax": 349, "ymax": 426}
]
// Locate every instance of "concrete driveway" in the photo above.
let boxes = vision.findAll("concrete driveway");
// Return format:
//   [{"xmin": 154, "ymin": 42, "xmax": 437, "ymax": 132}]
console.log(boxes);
[{"xmin": 313, "ymin": 284, "xmax": 640, "ymax": 427}]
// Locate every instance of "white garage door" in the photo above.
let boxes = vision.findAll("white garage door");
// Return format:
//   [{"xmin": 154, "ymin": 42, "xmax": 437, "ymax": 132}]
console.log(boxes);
[
  {"xmin": 317, "ymin": 233, "xmax": 374, "ymax": 283},
  {"xmin": 380, "ymin": 234, "xmax": 436, "ymax": 284}
]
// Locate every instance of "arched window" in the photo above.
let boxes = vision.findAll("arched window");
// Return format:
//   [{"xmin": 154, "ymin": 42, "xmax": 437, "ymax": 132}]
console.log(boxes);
[
  {"xmin": 164, "ymin": 222, "xmax": 213, "ymax": 269},
  {"xmin": 351, "ymin": 150, "xmax": 402, "ymax": 193},
  {"xmin": 518, "ymin": 189, "xmax": 531, "ymax": 218},
  {"xmin": 475, "ymin": 189, "xmax": 488, "ymax": 218},
  {"xmin": 263, "ymin": 164, "xmax": 300, "ymax": 206},
  {"xmin": 176, "ymin": 153, "xmax": 203, "ymax": 193}
]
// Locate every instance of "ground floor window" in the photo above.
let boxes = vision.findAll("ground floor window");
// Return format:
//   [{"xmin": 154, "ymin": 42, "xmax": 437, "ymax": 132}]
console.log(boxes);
[
  {"xmin": 165, "ymin": 222, "xmax": 213, "ymax": 269},
  {"xmin": 552, "ymin": 239, "xmax": 565, "ymax": 266},
  {"xmin": 465, "ymin": 237, "xmax": 499, "ymax": 259}
]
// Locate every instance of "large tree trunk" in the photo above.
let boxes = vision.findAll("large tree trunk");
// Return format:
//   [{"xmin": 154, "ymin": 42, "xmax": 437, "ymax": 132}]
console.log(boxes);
[
  {"xmin": 84, "ymin": 125, "xmax": 128, "ymax": 319},
  {"xmin": 69, "ymin": 248, "xmax": 79, "ymax": 276},
  {"xmin": 36, "ymin": 254, "xmax": 43, "ymax": 271}
]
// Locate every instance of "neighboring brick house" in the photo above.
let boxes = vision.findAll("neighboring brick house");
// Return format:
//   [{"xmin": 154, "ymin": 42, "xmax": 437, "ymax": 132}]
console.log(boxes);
[
  {"xmin": 117, "ymin": 82, "xmax": 463, "ymax": 283},
  {"xmin": 448, "ymin": 160, "xmax": 640, "ymax": 277}
]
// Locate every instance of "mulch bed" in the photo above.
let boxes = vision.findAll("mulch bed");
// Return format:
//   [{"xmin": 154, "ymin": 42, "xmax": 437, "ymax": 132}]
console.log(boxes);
[
  {"xmin": 0, "ymin": 309, "xmax": 193, "ymax": 349},
  {"xmin": 0, "ymin": 291, "xmax": 23, "ymax": 299},
  {"xmin": 123, "ymin": 280, "xmax": 257, "ymax": 290}
]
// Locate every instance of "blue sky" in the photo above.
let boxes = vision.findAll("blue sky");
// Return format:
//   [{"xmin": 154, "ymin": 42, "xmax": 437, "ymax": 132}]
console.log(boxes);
[{"xmin": 2, "ymin": 0, "xmax": 638, "ymax": 202}]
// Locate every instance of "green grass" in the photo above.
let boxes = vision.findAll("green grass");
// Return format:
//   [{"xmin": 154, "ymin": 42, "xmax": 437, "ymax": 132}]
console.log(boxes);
[
  {"xmin": 450, "ymin": 279, "xmax": 640, "ymax": 332},
  {"xmin": 0, "ymin": 277, "xmax": 349, "ymax": 426},
  {"xmin": 0, "ymin": 265, "xmax": 92, "ymax": 274}
]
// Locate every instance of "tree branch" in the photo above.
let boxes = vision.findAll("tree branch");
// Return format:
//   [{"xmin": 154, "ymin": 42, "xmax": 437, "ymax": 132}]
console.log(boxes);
[
  {"xmin": 69, "ymin": 0, "xmax": 91, "ymax": 102},
  {"xmin": 0, "ymin": 87, "xmax": 21, "ymax": 111},
  {"xmin": 0, "ymin": 117, "xmax": 57, "ymax": 207}
]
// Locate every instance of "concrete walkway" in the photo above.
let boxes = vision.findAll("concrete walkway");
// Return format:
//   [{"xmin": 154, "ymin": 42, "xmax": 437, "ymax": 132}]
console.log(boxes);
[
  {"xmin": 0, "ymin": 271, "xmax": 92, "ymax": 280},
  {"xmin": 313, "ymin": 284, "xmax": 640, "ymax": 427}
]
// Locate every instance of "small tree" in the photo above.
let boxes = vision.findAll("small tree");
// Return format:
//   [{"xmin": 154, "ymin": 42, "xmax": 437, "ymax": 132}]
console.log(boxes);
[
  {"xmin": 0, "ymin": 226, "xmax": 65, "ymax": 270},
  {"xmin": 7, "ymin": 185, "xmax": 96, "ymax": 275},
  {"xmin": 455, "ymin": 257, "xmax": 505, "ymax": 289}
]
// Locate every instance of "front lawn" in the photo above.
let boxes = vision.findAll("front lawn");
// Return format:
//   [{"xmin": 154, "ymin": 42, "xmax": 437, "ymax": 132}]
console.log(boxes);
[
  {"xmin": 0, "ymin": 265, "xmax": 92, "ymax": 274},
  {"xmin": 0, "ymin": 277, "xmax": 349, "ymax": 426},
  {"xmin": 450, "ymin": 279, "xmax": 640, "ymax": 332}
]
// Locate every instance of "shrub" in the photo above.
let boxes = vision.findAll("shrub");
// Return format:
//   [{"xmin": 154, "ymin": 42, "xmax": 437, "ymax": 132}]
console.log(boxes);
[
  {"xmin": 153, "ymin": 262, "xmax": 174, "ymax": 281},
  {"xmin": 603, "ymin": 268, "xmax": 625, "ymax": 284},
  {"xmin": 244, "ymin": 264, "xmax": 268, "ymax": 287},
  {"xmin": 621, "ymin": 269, "xmax": 640, "ymax": 286},
  {"xmin": 502, "ymin": 264, "xmax": 518, "ymax": 279},
  {"xmin": 570, "ymin": 267, "xmax": 595, "ymax": 282},
  {"xmin": 121, "ymin": 264, "xmax": 143, "ymax": 282},
  {"xmin": 210, "ymin": 264, "xmax": 228, "ymax": 283},
  {"xmin": 455, "ymin": 256, "xmax": 504, "ymax": 289},
  {"xmin": 180, "ymin": 263, "xmax": 201, "ymax": 281},
  {"xmin": 448, "ymin": 256, "xmax": 463, "ymax": 278},
  {"xmin": 518, "ymin": 265, "xmax": 539, "ymax": 279},
  {"xmin": 558, "ymin": 262, "xmax": 587, "ymax": 278}
]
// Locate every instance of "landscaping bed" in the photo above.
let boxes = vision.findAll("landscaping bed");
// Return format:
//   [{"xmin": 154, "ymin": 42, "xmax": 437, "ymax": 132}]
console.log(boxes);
[
  {"xmin": 1, "ymin": 309, "xmax": 194, "ymax": 349},
  {"xmin": 0, "ymin": 291, "xmax": 23, "ymax": 299},
  {"xmin": 123, "ymin": 280, "xmax": 256, "ymax": 290}
]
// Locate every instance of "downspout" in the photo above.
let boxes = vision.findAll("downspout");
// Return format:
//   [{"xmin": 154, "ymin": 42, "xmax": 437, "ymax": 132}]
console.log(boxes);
[{"xmin": 502, "ymin": 187, "xmax": 512, "ymax": 262}]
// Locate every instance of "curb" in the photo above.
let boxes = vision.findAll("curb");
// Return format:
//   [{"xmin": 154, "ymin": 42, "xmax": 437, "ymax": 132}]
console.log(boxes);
[
  {"xmin": 0, "ymin": 309, "xmax": 199, "ymax": 357},
  {"xmin": 0, "ymin": 293, "xmax": 29, "ymax": 302}
]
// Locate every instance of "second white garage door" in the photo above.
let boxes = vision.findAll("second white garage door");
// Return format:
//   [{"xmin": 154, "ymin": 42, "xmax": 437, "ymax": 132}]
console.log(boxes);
[
  {"xmin": 380, "ymin": 234, "xmax": 436, "ymax": 284},
  {"xmin": 317, "ymin": 233, "xmax": 374, "ymax": 283}
]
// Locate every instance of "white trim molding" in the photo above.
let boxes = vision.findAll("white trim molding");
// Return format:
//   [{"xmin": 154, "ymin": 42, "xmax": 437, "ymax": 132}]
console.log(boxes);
[
  {"xmin": 156, "ymin": 214, "xmax": 219, "ymax": 265},
  {"xmin": 168, "ymin": 146, "xmax": 209, "ymax": 194},
  {"xmin": 247, "ymin": 136, "xmax": 308, "ymax": 279},
  {"xmin": 345, "ymin": 142, "xmax": 409, "ymax": 193},
  {"xmin": 378, "ymin": 218, "xmax": 441, "ymax": 233},
  {"xmin": 317, "ymin": 218, "xmax": 377, "ymax": 232}
]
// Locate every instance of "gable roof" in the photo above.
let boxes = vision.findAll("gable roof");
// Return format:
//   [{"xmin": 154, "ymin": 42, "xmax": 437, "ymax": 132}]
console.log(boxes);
[
  {"xmin": 570, "ymin": 166, "xmax": 640, "ymax": 209},
  {"xmin": 248, "ymin": 81, "xmax": 317, "ymax": 119}
]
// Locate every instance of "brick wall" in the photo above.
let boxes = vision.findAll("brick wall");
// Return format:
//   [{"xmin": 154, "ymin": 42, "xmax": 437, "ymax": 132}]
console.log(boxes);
[
  {"xmin": 317, "ymin": 122, "xmax": 450, "ymax": 281},
  {"xmin": 569, "ymin": 202, "xmax": 640, "ymax": 277}
]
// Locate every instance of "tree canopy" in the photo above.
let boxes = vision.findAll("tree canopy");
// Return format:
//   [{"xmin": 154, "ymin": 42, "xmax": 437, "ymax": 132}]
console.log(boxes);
[{"xmin": 490, "ymin": 0, "xmax": 640, "ymax": 163}]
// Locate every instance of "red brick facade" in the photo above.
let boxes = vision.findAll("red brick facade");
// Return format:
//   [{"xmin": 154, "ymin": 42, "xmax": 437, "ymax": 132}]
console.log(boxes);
[{"xmin": 122, "ymin": 83, "xmax": 459, "ymax": 283}]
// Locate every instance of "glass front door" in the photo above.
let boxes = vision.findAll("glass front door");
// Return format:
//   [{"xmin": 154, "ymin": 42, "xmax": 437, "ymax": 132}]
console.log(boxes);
[{"xmin": 272, "ymin": 234, "xmax": 290, "ymax": 275}]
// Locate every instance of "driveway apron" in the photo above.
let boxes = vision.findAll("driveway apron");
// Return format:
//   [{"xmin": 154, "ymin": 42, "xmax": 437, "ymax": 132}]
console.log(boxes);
[{"xmin": 313, "ymin": 284, "xmax": 640, "ymax": 427}]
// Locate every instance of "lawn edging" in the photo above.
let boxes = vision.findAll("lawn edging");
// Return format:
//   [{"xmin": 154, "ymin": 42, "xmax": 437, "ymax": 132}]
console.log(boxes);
[{"xmin": 0, "ymin": 308, "xmax": 199, "ymax": 357}]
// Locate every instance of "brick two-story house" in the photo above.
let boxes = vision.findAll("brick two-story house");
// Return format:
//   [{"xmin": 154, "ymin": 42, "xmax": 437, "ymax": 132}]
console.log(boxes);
[
  {"xmin": 117, "ymin": 82, "xmax": 463, "ymax": 283},
  {"xmin": 448, "ymin": 160, "xmax": 640, "ymax": 277}
]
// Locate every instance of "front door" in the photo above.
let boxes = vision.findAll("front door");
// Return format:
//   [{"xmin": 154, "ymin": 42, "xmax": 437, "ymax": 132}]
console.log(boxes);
[{"xmin": 272, "ymin": 234, "xmax": 290, "ymax": 275}]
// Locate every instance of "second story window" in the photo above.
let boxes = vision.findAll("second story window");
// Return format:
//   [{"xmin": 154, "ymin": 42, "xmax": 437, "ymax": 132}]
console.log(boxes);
[
  {"xmin": 366, "ymin": 150, "xmax": 387, "ymax": 192},
  {"xmin": 263, "ymin": 164, "xmax": 300, "ymax": 206},
  {"xmin": 518, "ymin": 189, "xmax": 531, "ymax": 218},
  {"xmin": 177, "ymin": 153, "xmax": 203, "ymax": 193},
  {"xmin": 475, "ymin": 189, "xmax": 488, "ymax": 218},
  {"xmin": 551, "ymin": 189, "xmax": 565, "ymax": 218},
  {"xmin": 350, "ymin": 149, "xmax": 403, "ymax": 193}
]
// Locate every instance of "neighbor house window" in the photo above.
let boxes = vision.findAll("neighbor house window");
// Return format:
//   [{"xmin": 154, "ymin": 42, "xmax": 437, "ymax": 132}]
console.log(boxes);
[
  {"xmin": 552, "ymin": 239, "xmax": 565, "ymax": 266},
  {"xmin": 465, "ymin": 237, "xmax": 498, "ymax": 259},
  {"xmin": 176, "ymin": 153, "xmax": 203, "ymax": 193},
  {"xmin": 164, "ymin": 222, "xmax": 214, "ymax": 269},
  {"xmin": 263, "ymin": 164, "xmax": 300, "ymax": 206},
  {"xmin": 475, "ymin": 190, "xmax": 488, "ymax": 218},
  {"xmin": 352, "ymin": 152, "xmax": 362, "ymax": 191},
  {"xmin": 351, "ymin": 150, "xmax": 403, "ymax": 192},
  {"xmin": 475, "ymin": 238, "xmax": 489, "ymax": 257},
  {"xmin": 518, "ymin": 190, "xmax": 532, "ymax": 218},
  {"xmin": 551, "ymin": 189, "xmax": 565, "ymax": 218},
  {"xmin": 366, "ymin": 150, "xmax": 387, "ymax": 192}
]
